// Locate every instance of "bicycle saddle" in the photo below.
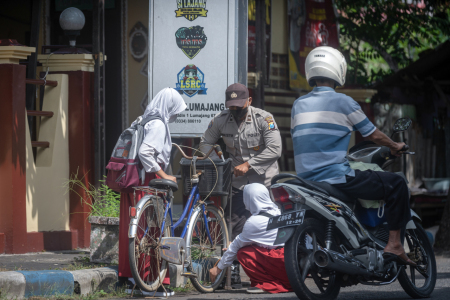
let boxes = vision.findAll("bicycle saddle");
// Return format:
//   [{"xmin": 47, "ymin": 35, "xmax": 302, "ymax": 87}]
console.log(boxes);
[{"xmin": 149, "ymin": 179, "xmax": 178, "ymax": 192}]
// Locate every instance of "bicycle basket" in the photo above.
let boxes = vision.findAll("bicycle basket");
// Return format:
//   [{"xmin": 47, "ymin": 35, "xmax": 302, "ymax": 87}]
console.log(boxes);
[{"xmin": 180, "ymin": 158, "xmax": 232, "ymax": 196}]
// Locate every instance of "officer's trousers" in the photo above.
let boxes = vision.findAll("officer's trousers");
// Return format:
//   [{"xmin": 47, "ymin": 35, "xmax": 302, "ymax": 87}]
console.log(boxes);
[
  {"xmin": 225, "ymin": 188, "xmax": 251, "ymax": 241},
  {"xmin": 332, "ymin": 169, "xmax": 411, "ymax": 231}
]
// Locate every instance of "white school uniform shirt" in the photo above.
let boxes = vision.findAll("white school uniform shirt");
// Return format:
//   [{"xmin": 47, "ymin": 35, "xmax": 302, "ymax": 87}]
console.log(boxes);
[{"xmin": 217, "ymin": 183, "xmax": 282, "ymax": 270}]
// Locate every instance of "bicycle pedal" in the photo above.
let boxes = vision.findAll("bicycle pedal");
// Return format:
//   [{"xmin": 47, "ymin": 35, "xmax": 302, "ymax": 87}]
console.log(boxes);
[{"xmin": 181, "ymin": 271, "xmax": 198, "ymax": 278}]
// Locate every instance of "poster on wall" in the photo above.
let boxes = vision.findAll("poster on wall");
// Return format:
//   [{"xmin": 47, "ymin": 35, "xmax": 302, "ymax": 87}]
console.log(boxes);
[
  {"xmin": 287, "ymin": 0, "xmax": 339, "ymax": 91},
  {"xmin": 149, "ymin": 0, "xmax": 243, "ymax": 137}
]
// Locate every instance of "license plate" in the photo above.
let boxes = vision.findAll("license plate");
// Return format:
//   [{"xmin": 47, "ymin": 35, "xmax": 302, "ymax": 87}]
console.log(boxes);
[{"xmin": 266, "ymin": 210, "xmax": 305, "ymax": 230}]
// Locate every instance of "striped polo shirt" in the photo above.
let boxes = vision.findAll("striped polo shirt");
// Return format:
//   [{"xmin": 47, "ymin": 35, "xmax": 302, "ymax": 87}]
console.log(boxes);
[{"xmin": 291, "ymin": 86, "xmax": 376, "ymax": 184}]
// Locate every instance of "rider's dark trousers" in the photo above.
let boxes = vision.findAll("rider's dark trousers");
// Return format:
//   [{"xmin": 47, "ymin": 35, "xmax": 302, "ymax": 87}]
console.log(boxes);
[
  {"xmin": 225, "ymin": 188, "xmax": 251, "ymax": 241},
  {"xmin": 333, "ymin": 170, "xmax": 411, "ymax": 231}
]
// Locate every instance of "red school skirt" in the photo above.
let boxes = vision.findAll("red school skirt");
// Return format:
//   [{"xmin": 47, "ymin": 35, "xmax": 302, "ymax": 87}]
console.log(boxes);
[
  {"xmin": 118, "ymin": 172, "xmax": 170, "ymax": 285},
  {"xmin": 237, "ymin": 245, "xmax": 292, "ymax": 294}
]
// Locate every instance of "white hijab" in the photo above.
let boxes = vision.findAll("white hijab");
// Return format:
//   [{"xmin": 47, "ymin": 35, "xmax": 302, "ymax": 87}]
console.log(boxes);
[
  {"xmin": 244, "ymin": 183, "xmax": 280, "ymax": 216},
  {"xmin": 143, "ymin": 87, "xmax": 186, "ymax": 123},
  {"xmin": 141, "ymin": 88, "xmax": 186, "ymax": 170},
  {"xmin": 242, "ymin": 183, "xmax": 282, "ymax": 246}
]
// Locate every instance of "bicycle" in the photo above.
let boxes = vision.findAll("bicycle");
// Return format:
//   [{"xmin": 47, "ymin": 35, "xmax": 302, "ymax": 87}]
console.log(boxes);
[{"xmin": 128, "ymin": 143, "xmax": 230, "ymax": 294}]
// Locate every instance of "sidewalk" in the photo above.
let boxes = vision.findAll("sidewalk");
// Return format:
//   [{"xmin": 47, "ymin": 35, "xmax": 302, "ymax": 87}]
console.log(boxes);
[
  {"xmin": 0, "ymin": 250, "xmax": 118, "ymax": 299},
  {"xmin": 0, "ymin": 251, "xmax": 251, "ymax": 299}
]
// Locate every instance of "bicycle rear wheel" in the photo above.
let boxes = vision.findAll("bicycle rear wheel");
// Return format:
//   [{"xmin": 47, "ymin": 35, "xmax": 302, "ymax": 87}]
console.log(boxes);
[
  {"xmin": 128, "ymin": 196, "xmax": 170, "ymax": 292},
  {"xmin": 186, "ymin": 205, "xmax": 229, "ymax": 293}
]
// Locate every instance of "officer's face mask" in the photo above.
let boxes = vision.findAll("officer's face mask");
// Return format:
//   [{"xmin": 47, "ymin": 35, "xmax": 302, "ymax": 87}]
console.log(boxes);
[
  {"xmin": 230, "ymin": 107, "xmax": 248, "ymax": 120},
  {"xmin": 230, "ymin": 98, "xmax": 249, "ymax": 120},
  {"xmin": 169, "ymin": 114, "xmax": 178, "ymax": 123}
]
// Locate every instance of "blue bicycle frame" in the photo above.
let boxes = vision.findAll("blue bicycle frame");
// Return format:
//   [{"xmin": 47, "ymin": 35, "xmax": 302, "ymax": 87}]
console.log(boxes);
[{"xmin": 144, "ymin": 183, "xmax": 214, "ymax": 245}]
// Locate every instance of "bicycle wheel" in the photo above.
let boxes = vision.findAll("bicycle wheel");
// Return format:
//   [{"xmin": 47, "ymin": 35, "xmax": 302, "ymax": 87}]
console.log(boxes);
[
  {"xmin": 128, "ymin": 196, "xmax": 171, "ymax": 292},
  {"xmin": 186, "ymin": 205, "xmax": 229, "ymax": 293}
]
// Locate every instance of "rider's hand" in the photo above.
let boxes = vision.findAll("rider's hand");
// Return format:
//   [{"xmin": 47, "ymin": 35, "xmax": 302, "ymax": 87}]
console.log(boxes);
[
  {"xmin": 390, "ymin": 142, "xmax": 406, "ymax": 157},
  {"xmin": 234, "ymin": 162, "xmax": 250, "ymax": 177},
  {"xmin": 209, "ymin": 266, "xmax": 222, "ymax": 282}
]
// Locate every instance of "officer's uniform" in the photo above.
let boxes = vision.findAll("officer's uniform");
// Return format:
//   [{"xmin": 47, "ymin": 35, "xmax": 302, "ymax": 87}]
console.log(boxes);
[{"xmin": 199, "ymin": 106, "xmax": 282, "ymax": 240}]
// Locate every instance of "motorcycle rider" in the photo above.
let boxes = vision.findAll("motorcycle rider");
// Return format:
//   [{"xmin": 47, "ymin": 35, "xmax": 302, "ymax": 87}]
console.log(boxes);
[{"xmin": 291, "ymin": 46, "xmax": 416, "ymax": 266}]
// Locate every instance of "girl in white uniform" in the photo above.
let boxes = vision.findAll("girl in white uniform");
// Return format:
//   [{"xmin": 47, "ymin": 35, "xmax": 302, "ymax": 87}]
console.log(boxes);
[
  {"xmin": 209, "ymin": 183, "xmax": 293, "ymax": 294},
  {"xmin": 119, "ymin": 88, "xmax": 186, "ymax": 297}
]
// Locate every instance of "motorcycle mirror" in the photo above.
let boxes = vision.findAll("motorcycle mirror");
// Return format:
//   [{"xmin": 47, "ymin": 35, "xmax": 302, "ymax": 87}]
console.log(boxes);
[{"xmin": 393, "ymin": 118, "xmax": 412, "ymax": 134}]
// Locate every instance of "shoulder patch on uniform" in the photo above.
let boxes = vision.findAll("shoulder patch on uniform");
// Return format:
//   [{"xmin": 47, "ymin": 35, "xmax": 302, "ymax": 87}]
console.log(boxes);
[
  {"xmin": 268, "ymin": 121, "xmax": 276, "ymax": 130},
  {"xmin": 208, "ymin": 119, "xmax": 213, "ymax": 129}
]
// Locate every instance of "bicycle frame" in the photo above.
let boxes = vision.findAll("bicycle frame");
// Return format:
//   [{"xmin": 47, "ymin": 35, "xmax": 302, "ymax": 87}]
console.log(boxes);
[{"xmin": 141, "ymin": 183, "xmax": 214, "ymax": 247}]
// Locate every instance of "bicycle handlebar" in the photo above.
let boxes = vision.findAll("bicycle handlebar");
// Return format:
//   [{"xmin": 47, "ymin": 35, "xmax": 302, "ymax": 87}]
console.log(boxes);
[{"xmin": 172, "ymin": 143, "xmax": 223, "ymax": 160}]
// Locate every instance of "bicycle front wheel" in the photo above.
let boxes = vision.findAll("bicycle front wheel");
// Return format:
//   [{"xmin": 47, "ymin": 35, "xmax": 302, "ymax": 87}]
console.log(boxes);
[
  {"xmin": 186, "ymin": 205, "xmax": 229, "ymax": 293},
  {"xmin": 128, "ymin": 196, "xmax": 170, "ymax": 292}
]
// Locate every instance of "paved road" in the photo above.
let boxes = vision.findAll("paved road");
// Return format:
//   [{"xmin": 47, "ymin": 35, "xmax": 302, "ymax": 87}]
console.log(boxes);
[{"xmin": 113, "ymin": 255, "xmax": 450, "ymax": 300}]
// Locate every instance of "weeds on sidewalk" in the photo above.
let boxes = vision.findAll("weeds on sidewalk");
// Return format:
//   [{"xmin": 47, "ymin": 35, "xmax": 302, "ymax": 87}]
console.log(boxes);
[
  {"xmin": 55, "ymin": 256, "xmax": 117, "ymax": 272},
  {"xmin": 63, "ymin": 173, "xmax": 120, "ymax": 218},
  {"xmin": 171, "ymin": 281, "xmax": 196, "ymax": 293}
]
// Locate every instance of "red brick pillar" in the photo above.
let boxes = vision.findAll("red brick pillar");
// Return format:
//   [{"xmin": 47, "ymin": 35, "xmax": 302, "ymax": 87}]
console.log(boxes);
[
  {"xmin": 38, "ymin": 54, "xmax": 95, "ymax": 249},
  {"xmin": 0, "ymin": 44, "xmax": 35, "ymax": 254}
]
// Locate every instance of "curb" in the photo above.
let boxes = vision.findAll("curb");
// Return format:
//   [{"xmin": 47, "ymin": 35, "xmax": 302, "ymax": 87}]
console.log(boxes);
[{"xmin": 0, "ymin": 267, "xmax": 118, "ymax": 299}]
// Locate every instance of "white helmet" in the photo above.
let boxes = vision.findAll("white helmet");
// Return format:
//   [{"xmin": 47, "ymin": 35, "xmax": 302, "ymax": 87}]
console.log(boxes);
[{"xmin": 305, "ymin": 46, "xmax": 347, "ymax": 87}]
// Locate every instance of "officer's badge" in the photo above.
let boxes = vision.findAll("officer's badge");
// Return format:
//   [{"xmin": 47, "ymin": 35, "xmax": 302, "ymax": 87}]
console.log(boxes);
[
  {"xmin": 247, "ymin": 115, "xmax": 251, "ymax": 122},
  {"xmin": 208, "ymin": 119, "xmax": 213, "ymax": 129},
  {"xmin": 268, "ymin": 122, "xmax": 275, "ymax": 130},
  {"xmin": 253, "ymin": 146, "xmax": 260, "ymax": 151}
]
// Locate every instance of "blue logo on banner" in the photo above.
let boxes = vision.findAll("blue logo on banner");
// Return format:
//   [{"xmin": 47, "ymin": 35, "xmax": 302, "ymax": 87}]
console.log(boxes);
[{"xmin": 175, "ymin": 64, "xmax": 207, "ymax": 97}]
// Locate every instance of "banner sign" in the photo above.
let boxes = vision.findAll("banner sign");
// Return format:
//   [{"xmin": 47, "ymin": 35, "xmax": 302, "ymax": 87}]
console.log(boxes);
[
  {"xmin": 287, "ymin": 0, "xmax": 339, "ymax": 91},
  {"xmin": 149, "ymin": 0, "xmax": 241, "ymax": 136}
]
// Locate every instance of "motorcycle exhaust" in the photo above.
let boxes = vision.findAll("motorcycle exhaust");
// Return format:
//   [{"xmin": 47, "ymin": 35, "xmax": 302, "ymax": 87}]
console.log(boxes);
[{"xmin": 313, "ymin": 249, "xmax": 373, "ymax": 276}]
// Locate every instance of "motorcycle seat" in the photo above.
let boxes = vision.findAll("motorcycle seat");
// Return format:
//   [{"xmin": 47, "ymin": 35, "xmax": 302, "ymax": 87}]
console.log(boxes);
[
  {"xmin": 286, "ymin": 179, "xmax": 355, "ymax": 204},
  {"xmin": 307, "ymin": 180, "xmax": 355, "ymax": 204}
]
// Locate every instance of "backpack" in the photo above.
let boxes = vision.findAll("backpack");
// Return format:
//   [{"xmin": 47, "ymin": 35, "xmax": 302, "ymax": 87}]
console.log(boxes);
[{"xmin": 105, "ymin": 115, "xmax": 161, "ymax": 193}]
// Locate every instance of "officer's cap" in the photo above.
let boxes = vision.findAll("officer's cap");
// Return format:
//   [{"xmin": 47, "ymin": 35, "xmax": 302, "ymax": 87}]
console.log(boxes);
[{"xmin": 225, "ymin": 83, "xmax": 249, "ymax": 108}]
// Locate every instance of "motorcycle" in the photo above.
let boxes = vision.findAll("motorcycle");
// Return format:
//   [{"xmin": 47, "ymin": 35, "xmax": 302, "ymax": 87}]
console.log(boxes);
[{"xmin": 267, "ymin": 118, "xmax": 436, "ymax": 300}]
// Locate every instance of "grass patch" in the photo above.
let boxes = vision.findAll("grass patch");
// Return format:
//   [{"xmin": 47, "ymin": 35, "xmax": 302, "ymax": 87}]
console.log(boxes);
[
  {"xmin": 64, "ymin": 173, "xmax": 120, "ymax": 218},
  {"xmin": 171, "ymin": 281, "xmax": 196, "ymax": 293}
]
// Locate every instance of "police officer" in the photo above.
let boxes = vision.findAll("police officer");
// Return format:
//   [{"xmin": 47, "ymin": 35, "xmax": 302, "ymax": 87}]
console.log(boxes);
[{"xmin": 199, "ymin": 83, "xmax": 282, "ymax": 242}]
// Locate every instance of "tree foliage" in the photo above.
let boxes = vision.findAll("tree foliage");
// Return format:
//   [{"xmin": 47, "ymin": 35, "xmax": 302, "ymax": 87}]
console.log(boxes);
[{"xmin": 335, "ymin": 0, "xmax": 450, "ymax": 85}]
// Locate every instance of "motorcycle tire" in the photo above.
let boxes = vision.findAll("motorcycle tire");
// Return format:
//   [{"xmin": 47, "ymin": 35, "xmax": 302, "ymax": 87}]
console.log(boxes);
[
  {"xmin": 285, "ymin": 218, "xmax": 341, "ymax": 300},
  {"xmin": 398, "ymin": 220, "xmax": 437, "ymax": 298}
]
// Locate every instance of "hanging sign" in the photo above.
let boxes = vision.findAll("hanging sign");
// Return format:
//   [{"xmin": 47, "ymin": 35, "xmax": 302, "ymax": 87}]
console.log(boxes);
[
  {"xmin": 287, "ymin": 0, "xmax": 340, "ymax": 90},
  {"xmin": 149, "ymin": 0, "xmax": 244, "ymax": 137}
]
